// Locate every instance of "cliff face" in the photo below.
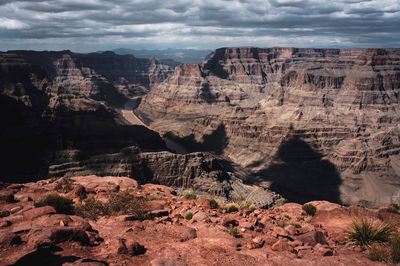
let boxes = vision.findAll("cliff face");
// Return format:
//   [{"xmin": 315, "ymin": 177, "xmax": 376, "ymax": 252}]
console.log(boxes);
[
  {"xmin": 0, "ymin": 51, "xmax": 280, "ymax": 206},
  {"xmin": 137, "ymin": 47, "xmax": 400, "ymax": 207}
]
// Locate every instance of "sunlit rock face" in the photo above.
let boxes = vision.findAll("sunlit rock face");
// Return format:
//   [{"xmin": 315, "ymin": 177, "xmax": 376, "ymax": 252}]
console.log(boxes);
[{"xmin": 137, "ymin": 47, "xmax": 400, "ymax": 207}]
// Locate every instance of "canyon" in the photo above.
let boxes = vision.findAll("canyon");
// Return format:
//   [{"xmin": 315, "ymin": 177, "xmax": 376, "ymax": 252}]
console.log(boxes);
[
  {"xmin": 137, "ymin": 47, "xmax": 400, "ymax": 207},
  {"xmin": 1, "ymin": 47, "xmax": 400, "ymax": 208}
]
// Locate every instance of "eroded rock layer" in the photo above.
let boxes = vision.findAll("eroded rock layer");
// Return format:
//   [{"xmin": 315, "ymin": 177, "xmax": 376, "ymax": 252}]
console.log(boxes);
[{"xmin": 137, "ymin": 47, "xmax": 400, "ymax": 207}]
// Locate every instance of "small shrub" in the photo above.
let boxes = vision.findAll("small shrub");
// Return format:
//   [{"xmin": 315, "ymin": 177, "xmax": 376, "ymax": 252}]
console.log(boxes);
[
  {"xmin": 185, "ymin": 211, "xmax": 193, "ymax": 220},
  {"xmin": 302, "ymin": 203, "xmax": 317, "ymax": 216},
  {"xmin": 280, "ymin": 198, "xmax": 288, "ymax": 206},
  {"xmin": 74, "ymin": 197, "xmax": 105, "ymax": 220},
  {"xmin": 106, "ymin": 191, "xmax": 149, "ymax": 220},
  {"xmin": 368, "ymin": 244, "xmax": 387, "ymax": 262},
  {"xmin": 283, "ymin": 214, "xmax": 291, "ymax": 220},
  {"xmin": 305, "ymin": 216, "xmax": 312, "ymax": 223},
  {"xmin": 289, "ymin": 222, "xmax": 301, "ymax": 228},
  {"xmin": 209, "ymin": 198, "xmax": 219, "ymax": 209},
  {"xmin": 345, "ymin": 218, "xmax": 394, "ymax": 248},
  {"xmin": 228, "ymin": 227, "xmax": 240, "ymax": 238},
  {"xmin": 223, "ymin": 203, "xmax": 240, "ymax": 213},
  {"xmin": 278, "ymin": 220, "xmax": 287, "ymax": 228},
  {"xmin": 240, "ymin": 200, "xmax": 256, "ymax": 211},
  {"xmin": 386, "ymin": 204, "xmax": 399, "ymax": 214},
  {"xmin": 35, "ymin": 194, "xmax": 74, "ymax": 214},
  {"xmin": 182, "ymin": 192, "xmax": 197, "ymax": 200},
  {"xmin": 54, "ymin": 177, "xmax": 74, "ymax": 193},
  {"xmin": 389, "ymin": 233, "xmax": 400, "ymax": 264}
]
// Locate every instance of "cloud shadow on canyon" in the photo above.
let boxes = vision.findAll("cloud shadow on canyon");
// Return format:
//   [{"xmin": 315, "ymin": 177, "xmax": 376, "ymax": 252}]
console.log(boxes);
[
  {"xmin": 251, "ymin": 135, "xmax": 342, "ymax": 204},
  {"xmin": 164, "ymin": 124, "xmax": 229, "ymax": 155}
]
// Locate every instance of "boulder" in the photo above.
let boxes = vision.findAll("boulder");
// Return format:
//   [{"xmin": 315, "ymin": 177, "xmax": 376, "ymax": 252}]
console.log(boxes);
[
  {"xmin": 23, "ymin": 206, "xmax": 56, "ymax": 221},
  {"xmin": 0, "ymin": 231, "xmax": 21, "ymax": 247},
  {"xmin": 313, "ymin": 243, "xmax": 334, "ymax": 256},
  {"xmin": 192, "ymin": 211, "xmax": 211, "ymax": 223},
  {"xmin": 222, "ymin": 215, "xmax": 239, "ymax": 227},
  {"xmin": 272, "ymin": 238, "xmax": 292, "ymax": 252},
  {"xmin": 27, "ymin": 227, "xmax": 91, "ymax": 248},
  {"xmin": 0, "ymin": 191, "xmax": 14, "ymax": 203},
  {"xmin": 297, "ymin": 231, "xmax": 327, "ymax": 247}
]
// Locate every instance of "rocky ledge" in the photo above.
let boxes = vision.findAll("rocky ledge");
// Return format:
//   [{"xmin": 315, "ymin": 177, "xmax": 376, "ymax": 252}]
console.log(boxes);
[{"xmin": 1, "ymin": 175, "xmax": 399, "ymax": 265}]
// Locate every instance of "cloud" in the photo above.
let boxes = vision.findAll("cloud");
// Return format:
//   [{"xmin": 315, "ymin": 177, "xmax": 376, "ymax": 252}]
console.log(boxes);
[{"xmin": 0, "ymin": 0, "xmax": 399, "ymax": 51}]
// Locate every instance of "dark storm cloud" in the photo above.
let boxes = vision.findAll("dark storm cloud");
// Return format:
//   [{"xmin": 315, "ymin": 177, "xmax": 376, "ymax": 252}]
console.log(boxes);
[{"xmin": 0, "ymin": 0, "xmax": 399, "ymax": 51}]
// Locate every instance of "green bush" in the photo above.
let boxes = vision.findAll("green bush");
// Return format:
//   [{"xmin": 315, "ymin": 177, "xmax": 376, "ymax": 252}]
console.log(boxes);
[
  {"xmin": 367, "ymin": 234, "xmax": 400, "ymax": 264},
  {"xmin": 209, "ymin": 198, "xmax": 219, "ymax": 209},
  {"xmin": 228, "ymin": 227, "xmax": 240, "ymax": 238},
  {"xmin": 240, "ymin": 200, "xmax": 256, "ymax": 211},
  {"xmin": 182, "ymin": 192, "xmax": 197, "ymax": 200},
  {"xmin": 35, "ymin": 194, "xmax": 74, "ymax": 214},
  {"xmin": 389, "ymin": 234, "xmax": 400, "ymax": 264},
  {"xmin": 74, "ymin": 197, "xmax": 106, "ymax": 220},
  {"xmin": 54, "ymin": 177, "xmax": 74, "ymax": 193},
  {"xmin": 106, "ymin": 191, "xmax": 149, "ymax": 220},
  {"xmin": 345, "ymin": 218, "xmax": 394, "ymax": 248},
  {"xmin": 185, "ymin": 211, "xmax": 193, "ymax": 220},
  {"xmin": 368, "ymin": 244, "xmax": 387, "ymax": 262},
  {"xmin": 74, "ymin": 191, "xmax": 149, "ymax": 221},
  {"xmin": 386, "ymin": 204, "xmax": 399, "ymax": 214},
  {"xmin": 223, "ymin": 203, "xmax": 240, "ymax": 213},
  {"xmin": 302, "ymin": 203, "xmax": 317, "ymax": 216}
]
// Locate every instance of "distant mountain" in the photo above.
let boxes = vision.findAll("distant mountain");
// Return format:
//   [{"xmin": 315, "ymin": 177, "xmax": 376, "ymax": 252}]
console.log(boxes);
[{"xmin": 112, "ymin": 48, "xmax": 212, "ymax": 64}]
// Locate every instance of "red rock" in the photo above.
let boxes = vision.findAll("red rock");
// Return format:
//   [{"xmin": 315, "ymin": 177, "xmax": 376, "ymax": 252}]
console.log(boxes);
[
  {"xmin": 222, "ymin": 214, "xmax": 239, "ymax": 227},
  {"xmin": 297, "ymin": 230, "xmax": 327, "ymax": 247},
  {"xmin": 273, "ymin": 226, "xmax": 288, "ymax": 237},
  {"xmin": 285, "ymin": 224, "xmax": 297, "ymax": 235},
  {"xmin": 151, "ymin": 209, "xmax": 170, "ymax": 218},
  {"xmin": 192, "ymin": 211, "xmax": 211, "ymax": 223},
  {"xmin": 11, "ymin": 223, "xmax": 31, "ymax": 233},
  {"xmin": 0, "ymin": 231, "xmax": 21, "ymax": 247},
  {"xmin": 272, "ymin": 238, "xmax": 292, "ymax": 252},
  {"xmin": 10, "ymin": 206, "xmax": 23, "ymax": 214},
  {"xmin": 297, "ymin": 223, "xmax": 315, "ymax": 234},
  {"xmin": 239, "ymin": 221, "xmax": 253, "ymax": 230},
  {"xmin": 252, "ymin": 236, "xmax": 265, "ymax": 248},
  {"xmin": 27, "ymin": 226, "xmax": 91, "ymax": 248},
  {"xmin": 150, "ymin": 258, "xmax": 187, "ymax": 266},
  {"xmin": 22, "ymin": 206, "xmax": 56, "ymax": 220},
  {"xmin": 0, "ymin": 210, "xmax": 10, "ymax": 218},
  {"xmin": 0, "ymin": 191, "xmax": 15, "ymax": 203},
  {"xmin": 313, "ymin": 243, "xmax": 334, "ymax": 256}
]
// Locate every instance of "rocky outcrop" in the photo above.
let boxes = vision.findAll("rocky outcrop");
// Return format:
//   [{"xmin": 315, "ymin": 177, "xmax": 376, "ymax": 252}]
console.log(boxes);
[
  {"xmin": 0, "ymin": 176, "xmax": 396, "ymax": 265},
  {"xmin": 137, "ymin": 47, "xmax": 400, "ymax": 207}
]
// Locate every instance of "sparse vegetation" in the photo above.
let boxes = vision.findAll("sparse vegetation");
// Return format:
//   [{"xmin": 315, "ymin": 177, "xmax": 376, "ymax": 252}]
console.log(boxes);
[
  {"xmin": 74, "ymin": 191, "xmax": 149, "ymax": 220},
  {"xmin": 74, "ymin": 197, "xmax": 106, "ymax": 220},
  {"xmin": 228, "ymin": 227, "xmax": 240, "ymax": 238},
  {"xmin": 385, "ymin": 204, "xmax": 399, "ymax": 214},
  {"xmin": 35, "ymin": 194, "xmax": 74, "ymax": 214},
  {"xmin": 368, "ymin": 244, "xmax": 387, "ymax": 262},
  {"xmin": 209, "ymin": 198, "xmax": 219, "ymax": 209},
  {"xmin": 283, "ymin": 214, "xmax": 291, "ymax": 220},
  {"xmin": 185, "ymin": 211, "xmax": 193, "ymax": 220},
  {"xmin": 367, "ymin": 234, "xmax": 400, "ymax": 264},
  {"xmin": 239, "ymin": 200, "xmax": 256, "ymax": 211},
  {"xmin": 345, "ymin": 218, "xmax": 394, "ymax": 248},
  {"xmin": 222, "ymin": 203, "xmax": 240, "ymax": 213},
  {"xmin": 305, "ymin": 216, "xmax": 312, "ymax": 223},
  {"xmin": 54, "ymin": 177, "xmax": 74, "ymax": 193},
  {"xmin": 302, "ymin": 203, "xmax": 317, "ymax": 216},
  {"xmin": 182, "ymin": 192, "xmax": 197, "ymax": 200},
  {"xmin": 278, "ymin": 220, "xmax": 287, "ymax": 228}
]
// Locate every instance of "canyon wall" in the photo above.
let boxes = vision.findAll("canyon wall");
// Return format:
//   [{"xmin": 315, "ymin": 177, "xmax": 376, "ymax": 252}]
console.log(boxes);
[{"xmin": 137, "ymin": 47, "xmax": 400, "ymax": 207}]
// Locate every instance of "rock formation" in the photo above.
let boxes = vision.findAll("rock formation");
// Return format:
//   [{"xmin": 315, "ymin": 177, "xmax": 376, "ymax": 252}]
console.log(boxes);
[
  {"xmin": 0, "ymin": 175, "xmax": 398, "ymax": 265},
  {"xmin": 0, "ymin": 50, "xmax": 279, "ymax": 206},
  {"xmin": 137, "ymin": 47, "xmax": 400, "ymax": 207}
]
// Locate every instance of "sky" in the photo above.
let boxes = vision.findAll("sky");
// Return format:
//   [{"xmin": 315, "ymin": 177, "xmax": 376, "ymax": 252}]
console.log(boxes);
[{"xmin": 0, "ymin": 0, "xmax": 399, "ymax": 52}]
